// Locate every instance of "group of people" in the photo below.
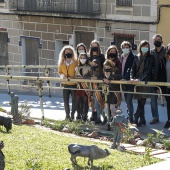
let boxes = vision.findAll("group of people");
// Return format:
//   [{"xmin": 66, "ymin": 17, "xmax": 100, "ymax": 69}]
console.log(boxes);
[{"xmin": 58, "ymin": 34, "xmax": 170, "ymax": 129}]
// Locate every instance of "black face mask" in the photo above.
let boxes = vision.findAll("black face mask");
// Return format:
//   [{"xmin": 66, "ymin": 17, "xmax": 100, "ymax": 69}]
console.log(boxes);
[
  {"xmin": 154, "ymin": 41, "xmax": 162, "ymax": 48},
  {"xmin": 167, "ymin": 50, "xmax": 170, "ymax": 55},
  {"xmin": 104, "ymin": 68, "xmax": 111, "ymax": 72},
  {"xmin": 65, "ymin": 53, "xmax": 72, "ymax": 58},
  {"xmin": 91, "ymin": 47, "xmax": 98, "ymax": 52},
  {"xmin": 109, "ymin": 53, "xmax": 117, "ymax": 58},
  {"xmin": 91, "ymin": 65, "xmax": 98, "ymax": 71}
]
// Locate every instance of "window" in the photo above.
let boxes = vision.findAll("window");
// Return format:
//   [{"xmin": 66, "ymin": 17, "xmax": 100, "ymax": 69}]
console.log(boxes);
[
  {"xmin": 0, "ymin": 32, "xmax": 8, "ymax": 65},
  {"xmin": 113, "ymin": 33, "xmax": 135, "ymax": 53},
  {"xmin": 0, "ymin": 0, "xmax": 4, "ymax": 3},
  {"xmin": 116, "ymin": 0, "xmax": 132, "ymax": 7}
]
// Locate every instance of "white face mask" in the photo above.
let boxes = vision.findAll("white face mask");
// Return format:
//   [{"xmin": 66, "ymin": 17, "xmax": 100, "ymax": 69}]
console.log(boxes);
[
  {"xmin": 122, "ymin": 48, "xmax": 130, "ymax": 54},
  {"xmin": 78, "ymin": 50, "xmax": 85, "ymax": 54},
  {"xmin": 80, "ymin": 59, "xmax": 87, "ymax": 65}
]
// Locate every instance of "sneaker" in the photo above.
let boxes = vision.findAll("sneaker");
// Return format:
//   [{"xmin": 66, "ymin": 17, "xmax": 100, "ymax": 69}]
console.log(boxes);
[
  {"xmin": 164, "ymin": 121, "xmax": 170, "ymax": 128},
  {"xmin": 150, "ymin": 118, "xmax": 159, "ymax": 124}
]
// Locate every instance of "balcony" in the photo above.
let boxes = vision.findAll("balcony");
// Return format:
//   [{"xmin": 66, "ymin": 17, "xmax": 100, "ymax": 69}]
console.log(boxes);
[{"xmin": 10, "ymin": 0, "xmax": 101, "ymax": 16}]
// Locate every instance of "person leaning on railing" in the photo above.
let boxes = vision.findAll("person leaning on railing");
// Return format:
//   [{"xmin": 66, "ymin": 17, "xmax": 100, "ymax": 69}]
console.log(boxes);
[
  {"xmin": 74, "ymin": 52, "xmax": 92, "ymax": 122},
  {"xmin": 58, "ymin": 45, "xmax": 78, "ymax": 121},
  {"xmin": 88, "ymin": 40, "xmax": 105, "ymax": 123},
  {"xmin": 102, "ymin": 59, "xmax": 121, "ymax": 124},
  {"xmin": 130, "ymin": 40, "xmax": 154, "ymax": 127},
  {"xmin": 120, "ymin": 41, "xmax": 136, "ymax": 124},
  {"xmin": 164, "ymin": 43, "xmax": 170, "ymax": 129},
  {"xmin": 150, "ymin": 34, "xmax": 166, "ymax": 124}
]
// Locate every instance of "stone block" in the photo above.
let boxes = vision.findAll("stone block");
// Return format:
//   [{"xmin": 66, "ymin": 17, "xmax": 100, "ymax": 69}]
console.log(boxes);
[
  {"xmin": 42, "ymin": 32, "xmax": 53, "ymax": 41},
  {"xmin": 42, "ymin": 40, "xmax": 47, "ymax": 49},
  {"xmin": 30, "ymin": 31, "xmax": 41, "ymax": 38},
  {"xmin": 122, "ymin": 143, "xmax": 136, "ymax": 148},
  {"xmin": 53, "ymin": 18, "xmax": 68, "ymax": 25},
  {"xmin": 82, "ymin": 20, "xmax": 96, "ymax": 27},
  {"xmin": 60, "ymin": 25, "xmax": 73, "ymax": 34},
  {"xmin": 133, "ymin": 0, "xmax": 151, "ymax": 5},
  {"xmin": 42, "ymin": 49, "xmax": 55, "ymax": 60},
  {"xmin": 41, "ymin": 17, "xmax": 53, "ymax": 24},
  {"xmin": 152, "ymin": 153, "xmax": 170, "ymax": 160},
  {"xmin": 72, "ymin": 18, "xmax": 82, "ymax": 26},
  {"xmin": 48, "ymin": 24, "xmax": 60, "ymax": 33},
  {"xmin": 24, "ymin": 23, "xmax": 35, "ymax": 31},
  {"xmin": 150, "ymin": 149, "xmax": 167, "ymax": 156},
  {"xmin": 75, "ymin": 26, "xmax": 88, "ymax": 32},
  {"xmin": 133, "ymin": 6, "xmax": 141, "ymax": 16},
  {"xmin": 140, "ymin": 32, "xmax": 149, "ymax": 41},
  {"xmin": 48, "ymin": 41, "xmax": 55, "ymax": 50},
  {"xmin": 142, "ymin": 6, "xmax": 151, "ymax": 16},
  {"xmin": 36, "ymin": 23, "xmax": 47, "ymax": 32},
  {"xmin": 54, "ymin": 33, "xmax": 67, "ymax": 40},
  {"xmin": 29, "ymin": 16, "xmax": 42, "ymax": 23}
]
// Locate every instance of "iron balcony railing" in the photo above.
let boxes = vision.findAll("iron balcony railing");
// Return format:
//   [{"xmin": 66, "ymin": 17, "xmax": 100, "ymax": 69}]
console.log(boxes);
[{"xmin": 10, "ymin": 0, "xmax": 101, "ymax": 16}]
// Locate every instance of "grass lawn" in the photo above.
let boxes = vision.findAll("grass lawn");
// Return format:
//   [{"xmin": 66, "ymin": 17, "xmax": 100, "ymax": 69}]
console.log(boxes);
[{"xmin": 0, "ymin": 125, "xmax": 161, "ymax": 170}]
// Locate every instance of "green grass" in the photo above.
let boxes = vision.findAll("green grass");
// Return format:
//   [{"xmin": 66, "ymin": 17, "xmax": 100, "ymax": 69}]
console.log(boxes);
[{"xmin": 0, "ymin": 125, "xmax": 161, "ymax": 170}]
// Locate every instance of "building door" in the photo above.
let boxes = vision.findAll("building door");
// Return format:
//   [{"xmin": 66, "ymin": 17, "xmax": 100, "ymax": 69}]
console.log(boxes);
[
  {"xmin": 75, "ymin": 31, "xmax": 94, "ymax": 50},
  {"xmin": 25, "ymin": 38, "xmax": 39, "ymax": 76},
  {"xmin": 0, "ymin": 32, "xmax": 8, "ymax": 65}
]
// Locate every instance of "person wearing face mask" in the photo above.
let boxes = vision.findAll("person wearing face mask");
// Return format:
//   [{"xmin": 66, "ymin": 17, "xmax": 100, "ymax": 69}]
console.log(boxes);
[
  {"xmin": 105, "ymin": 45, "xmax": 122, "ymax": 72},
  {"xmin": 88, "ymin": 40, "xmax": 105, "ymax": 68},
  {"xmin": 58, "ymin": 45, "xmax": 78, "ymax": 121},
  {"xmin": 131, "ymin": 40, "xmax": 153, "ymax": 127},
  {"xmin": 149, "ymin": 34, "xmax": 166, "ymax": 124},
  {"xmin": 103, "ymin": 60, "xmax": 121, "ymax": 127},
  {"xmin": 91, "ymin": 59, "xmax": 105, "ymax": 124},
  {"xmin": 163, "ymin": 44, "xmax": 170, "ymax": 129},
  {"xmin": 75, "ymin": 43, "xmax": 88, "ymax": 121},
  {"xmin": 75, "ymin": 53, "xmax": 92, "ymax": 122},
  {"xmin": 76, "ymin": 43, "xmax": 87, "ymax": 57},
  {"xmin": 120, "ymin": 41, "xmax": 136, "ymax": 124}
]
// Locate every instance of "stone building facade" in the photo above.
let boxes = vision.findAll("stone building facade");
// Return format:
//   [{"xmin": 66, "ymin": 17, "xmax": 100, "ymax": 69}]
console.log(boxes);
[{"xmin": 0, "ymin": 0, "xmax": 158, "ymax": 67}]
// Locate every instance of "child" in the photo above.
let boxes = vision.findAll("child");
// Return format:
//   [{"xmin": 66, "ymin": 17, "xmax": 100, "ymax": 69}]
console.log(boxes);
[{"xmin": 103, "ymin": 60, "xmax": 121, "ymax": 123}]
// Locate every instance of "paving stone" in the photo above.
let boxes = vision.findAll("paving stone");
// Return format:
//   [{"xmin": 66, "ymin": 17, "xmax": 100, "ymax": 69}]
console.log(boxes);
[
  {"xmin": 149, "ymin": 149, "xmax": 167, "ymax": 156},
  {"xmin": 122, "ymin": 143, "xmax": 136, "ymax": 148},
  {"xmin": 152, "ymin": 153, "xmax": 170, "ymax": 160}
]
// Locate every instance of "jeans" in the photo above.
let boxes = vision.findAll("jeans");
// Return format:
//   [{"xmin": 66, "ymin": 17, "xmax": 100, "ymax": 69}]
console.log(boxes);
[
  {"xmin": 63, "ymin": 85, "xmax": 76, "ymax": 116},
  {"xmin": 150, "ymin": 88, "xmax": 159, "ymax": 119},
  {"xmin": 124, "ymin": 93, "xmax": 134, "ymax": 119},
  {"xmin": 165, "ymin": 88, "xmax": 170, "ymax": 120},
  {"xmin": 94, "ymin": 94, "xmax": 103, "ymax": 119}
]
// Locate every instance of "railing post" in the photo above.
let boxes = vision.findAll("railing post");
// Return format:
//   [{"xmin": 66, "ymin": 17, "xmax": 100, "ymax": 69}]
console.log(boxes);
[{"xmin": 36, "ymin": 79, "xmax": 44, "ymax": 124}]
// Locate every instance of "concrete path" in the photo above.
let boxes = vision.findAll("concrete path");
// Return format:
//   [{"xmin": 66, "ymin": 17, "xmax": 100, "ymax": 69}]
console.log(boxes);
[{"xmin": 1, "ymin": 92, "xmax": 169, "ymax": 136}]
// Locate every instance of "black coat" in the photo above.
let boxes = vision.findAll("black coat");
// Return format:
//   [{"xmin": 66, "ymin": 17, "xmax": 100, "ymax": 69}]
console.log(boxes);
[
  {"xmin": 121, "ymin": 51, "xmax": 135, "ymax": 91},
  {"xmin": 131, "ymin": 53, "xmax": 154, "ymax": 99}
]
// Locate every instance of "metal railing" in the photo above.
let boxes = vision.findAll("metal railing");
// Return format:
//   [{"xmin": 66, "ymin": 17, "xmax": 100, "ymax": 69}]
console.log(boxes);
[
  {"xmin": 10, "ymin": 0, "xmax": 101, "ymax": 16},
  {"xmin": 0, "ymin": 65, "xmax": 169, "ymax": 123}
]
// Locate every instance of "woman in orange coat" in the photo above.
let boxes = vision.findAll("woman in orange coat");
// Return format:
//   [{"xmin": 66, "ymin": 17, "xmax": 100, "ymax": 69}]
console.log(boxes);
[{"xmin": 58, "ymin": 45, "xmax": 78, "ymax": 121}]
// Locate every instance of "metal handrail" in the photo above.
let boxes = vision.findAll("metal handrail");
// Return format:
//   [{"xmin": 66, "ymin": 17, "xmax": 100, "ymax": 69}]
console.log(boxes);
[{"xmin": 0, "ymin": 75, "xmax": 169, "ymax": 123}]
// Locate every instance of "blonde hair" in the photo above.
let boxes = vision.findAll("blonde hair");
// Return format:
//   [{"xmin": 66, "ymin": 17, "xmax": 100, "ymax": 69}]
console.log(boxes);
[
  {"xmin": 103, "ymin": 59, "xmax": 116, "ymax": 72},
  {"xmin": 58, "ymin": 45, "xmax": 77, "ymax": 65}
]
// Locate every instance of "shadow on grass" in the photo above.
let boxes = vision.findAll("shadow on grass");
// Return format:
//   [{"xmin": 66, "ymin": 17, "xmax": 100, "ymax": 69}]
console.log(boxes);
[{"xmin": 72, "ymin": 164, "xmax": 114, "ymax": 170}]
